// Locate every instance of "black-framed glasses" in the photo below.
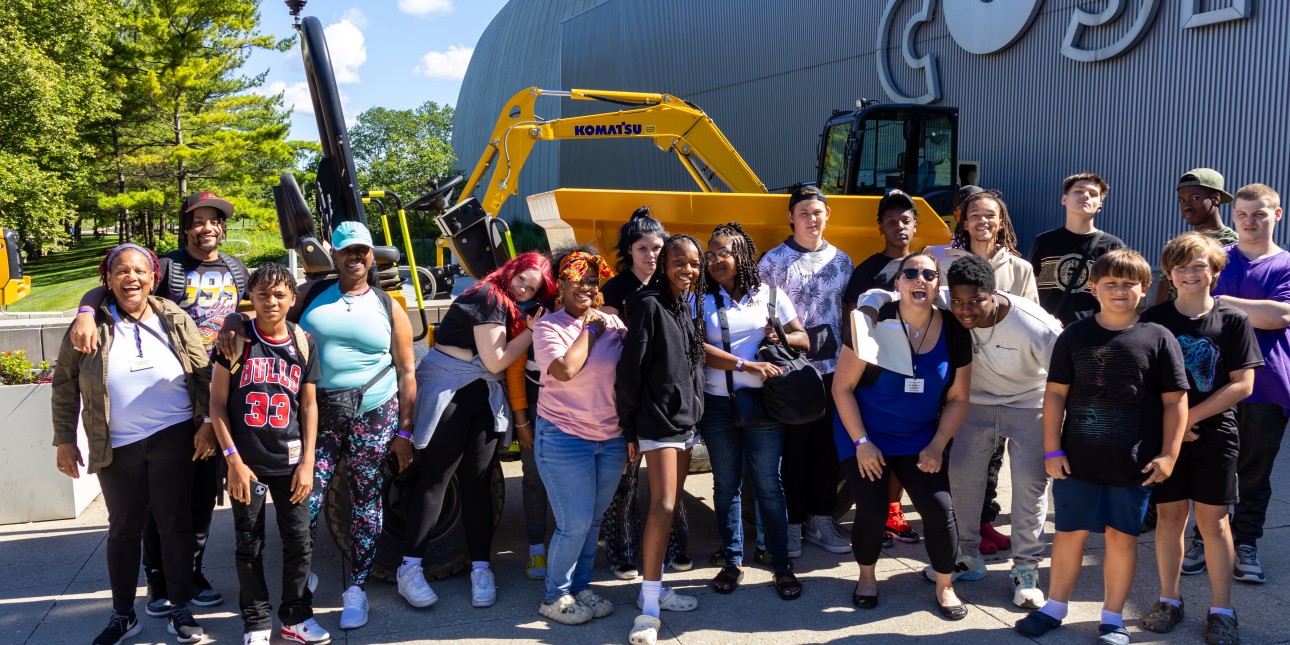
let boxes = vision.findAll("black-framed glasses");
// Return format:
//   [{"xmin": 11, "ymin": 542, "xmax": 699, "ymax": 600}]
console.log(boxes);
[{"xmin": 901, "ymin": 268, "xmax": 938, "ymax": 281}]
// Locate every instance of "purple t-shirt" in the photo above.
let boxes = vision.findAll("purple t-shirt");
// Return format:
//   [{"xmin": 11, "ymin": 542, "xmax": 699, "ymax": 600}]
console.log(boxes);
[
  {"xmin": 1213, "ymin": 246, "xmax": 1290, "ymax": 413},
  {"xmin": 533, "ymin": 309, "xmax": 627, "ymax": 441}
]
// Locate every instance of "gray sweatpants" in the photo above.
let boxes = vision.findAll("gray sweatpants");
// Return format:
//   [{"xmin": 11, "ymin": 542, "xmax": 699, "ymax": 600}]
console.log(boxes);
[{"xmin": 949, "ymin": 403, "xmax": 1050, "ymax": 570}]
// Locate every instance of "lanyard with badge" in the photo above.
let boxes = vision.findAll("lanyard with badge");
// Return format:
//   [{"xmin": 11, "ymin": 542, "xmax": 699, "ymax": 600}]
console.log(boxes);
[
  {"xmin": 118, "ymin": 307, "xmax": 178, "ymax": 372},
  {"xmin": 896, "ymin": 307, "xmax": 933, "ymax": 394}
]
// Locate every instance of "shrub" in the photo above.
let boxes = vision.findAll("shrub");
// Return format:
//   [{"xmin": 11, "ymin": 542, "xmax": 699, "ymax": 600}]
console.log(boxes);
[{"xmin": 0, "ymin": 351, "xmax": 54, "ymax": 385}]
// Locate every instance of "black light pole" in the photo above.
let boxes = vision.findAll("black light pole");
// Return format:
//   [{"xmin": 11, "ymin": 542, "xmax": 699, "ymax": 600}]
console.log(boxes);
[{"xmin": 285, "ymin": 0, "xmax": 308, "ymax": 29}]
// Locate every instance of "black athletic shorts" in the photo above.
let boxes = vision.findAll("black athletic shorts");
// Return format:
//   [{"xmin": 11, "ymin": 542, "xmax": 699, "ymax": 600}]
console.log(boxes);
[{"xmin": 1151, "ymin": 425, "xmax": 1238, "ymax": 507}]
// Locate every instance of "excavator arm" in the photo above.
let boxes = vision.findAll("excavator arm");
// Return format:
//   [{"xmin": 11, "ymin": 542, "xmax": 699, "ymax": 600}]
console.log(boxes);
[{"xmin": 458, "ymin": 88, "xmax": 767, "ymax": 217}]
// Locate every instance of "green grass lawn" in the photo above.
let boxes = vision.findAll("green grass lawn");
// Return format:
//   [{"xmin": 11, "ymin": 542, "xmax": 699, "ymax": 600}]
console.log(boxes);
[{"xmin": 7, "ymin": 226, "xmax": 289, "ymax": 313}]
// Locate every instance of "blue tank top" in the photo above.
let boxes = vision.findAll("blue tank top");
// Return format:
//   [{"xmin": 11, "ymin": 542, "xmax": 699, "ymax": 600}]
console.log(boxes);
[
  {"xmin": 298, "ymin": 284, "xmax": 396, "ymax": 414},
  {"xmin": 834, "ymin": 330, "xmax": 951, "ymax": 458}
]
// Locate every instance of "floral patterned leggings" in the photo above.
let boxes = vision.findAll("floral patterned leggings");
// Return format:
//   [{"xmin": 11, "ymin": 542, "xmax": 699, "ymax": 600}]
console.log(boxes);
[{"xmin": 309, "ymin": 395, "xmax": 398, "ymax": 587}]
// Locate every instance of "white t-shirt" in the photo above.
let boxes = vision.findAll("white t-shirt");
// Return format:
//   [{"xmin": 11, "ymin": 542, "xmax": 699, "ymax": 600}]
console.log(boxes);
[
  {"xmin": 701, "ymin": 284, "xmax": 799, "ymax": 396},
  {"xmin": 966, "ymin": 294, "xmax": 1062, "ymax": 408},
  {"xmin": 106, "ymin": 307, "xmax": 193, "ymax": 448}
]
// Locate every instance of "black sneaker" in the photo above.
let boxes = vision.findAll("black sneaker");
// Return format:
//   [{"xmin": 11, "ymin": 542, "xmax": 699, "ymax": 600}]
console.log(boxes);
[
  {"xmin": 167, "ymin": 605, "xmax": 204, "ymax": 643},
  {"xmin": 93, "ymin": 611, "xmax": 141, "ymax": 645},
  {"xmin": 145, "ymin": 569, "xmax": 172, "ymax": 617},
  {"xmin": 190, "ymin": 571, "xmax": 223, "ymax": 606}
]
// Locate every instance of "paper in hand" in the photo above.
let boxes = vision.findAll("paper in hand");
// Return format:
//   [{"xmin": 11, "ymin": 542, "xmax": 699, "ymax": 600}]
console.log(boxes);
[{"xmin": 850, "ymin": 310, "xmax": 914, "ymax": 376}]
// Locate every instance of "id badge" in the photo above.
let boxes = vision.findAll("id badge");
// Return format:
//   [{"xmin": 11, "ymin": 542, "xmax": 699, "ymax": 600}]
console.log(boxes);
[
  {"xmin": 130, "ymin": 357, "xmax": 154, "ymax": 372},
  {"xmin": 287, "ymin": 439, "xmax": 302, "ymax": 465},
  {"xmin": 904, "ymin": 378, "xmax": 925, "ymax": 394}
]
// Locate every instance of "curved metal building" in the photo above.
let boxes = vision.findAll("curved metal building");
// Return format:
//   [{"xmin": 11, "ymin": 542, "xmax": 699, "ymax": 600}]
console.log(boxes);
[{"xmin": 453, "ymin": 0, "xmax": 1290, "ymax": 262}]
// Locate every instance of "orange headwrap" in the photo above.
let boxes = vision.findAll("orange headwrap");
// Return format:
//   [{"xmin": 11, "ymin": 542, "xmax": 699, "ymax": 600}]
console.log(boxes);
[{"xmin": 558, "ymin": 251, "xmax": 612, "ymax": 283}]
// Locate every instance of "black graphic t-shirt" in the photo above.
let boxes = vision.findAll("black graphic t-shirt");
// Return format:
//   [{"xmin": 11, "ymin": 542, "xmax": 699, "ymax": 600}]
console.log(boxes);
[
  {"xmin": 1048, "ymin": 317, "xmax": 1189, "ymax": 487},
  {"xmin": 1029, "ymin": 228, "xmax": 1125, "ymax": 326},
  {"xmin": 435, "ymin": 283, "xmax": 512, "ymax": 354},
  {"xmin": 157, "ymin": 250, "xmax": 247, "ymax": 355},
  {"xmin": 842, "ymin": 252, "xmax": 902, "ymax": 304},
  {"xmin": 214, "ymin": 324, "xmax": 321, "ymax": 477},
  {"xmin": 1141, "ymin": 300, "xmax": 1264, "ymax": 435}
]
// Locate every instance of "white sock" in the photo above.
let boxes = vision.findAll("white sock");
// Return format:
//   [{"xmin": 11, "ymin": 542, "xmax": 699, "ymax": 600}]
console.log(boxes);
[
  {"xmin": 1210, "ymin": 607, "xmax": 1235, "ymax": 618},
  {"xmin": 1101, "ymin": 609, "xmax": 1124, "ymax": 628},
  {"xmin": 641, "ymin": 580, "xmax": 662, "ymax": 618},
  {"xmin": 1039, "ymin": 599, "xmax": 1068, "ymax": 620},
  {"xmin": 529, "ymin": 544, "xmax": 546, "ymax": 557},
  {"xmin": 400, "ymin": 556, "xmax": 422, "ymax": 570},
  {"xmin": 472, "ymin": 561, "xmax": 490, "ymax": 571},
  {"xmin": 1159, "ymin": 597, "xmax": 1182, "ymax": 608}
]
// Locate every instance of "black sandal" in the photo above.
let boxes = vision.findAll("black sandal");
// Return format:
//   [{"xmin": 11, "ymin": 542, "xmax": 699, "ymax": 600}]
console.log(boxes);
[
  {"xmin": 773, "ymin": 571, "xmax": 803, "ymax": 600},
  {"xmin": 712, "ymin": 565, "xmax": 743, "ymax": 594}
]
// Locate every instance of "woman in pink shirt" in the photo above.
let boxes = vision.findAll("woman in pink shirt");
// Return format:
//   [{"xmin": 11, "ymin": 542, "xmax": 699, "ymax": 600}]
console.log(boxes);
[{"xmin": 531, "ymin": 248, "xmax": 628, "ymax": 626}]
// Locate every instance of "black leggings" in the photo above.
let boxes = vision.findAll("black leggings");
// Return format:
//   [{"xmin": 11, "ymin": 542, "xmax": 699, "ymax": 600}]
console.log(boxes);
[
  {"xmin": 843, "ymin": 453, "xmax": 957, "ymax": 573},
  {"xmin": 404, "ymin": 379, "xmax": 499, "ymax": 562}
]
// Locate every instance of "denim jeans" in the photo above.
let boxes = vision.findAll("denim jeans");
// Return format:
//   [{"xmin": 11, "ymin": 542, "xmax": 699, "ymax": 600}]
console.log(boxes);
[
  {"xmin": 699, "ymin": 393, "xmax": 791, "ymax": 571},
  {"xmin": 535, "ymin": 416, "xmax": 626, "ymax": 602}
]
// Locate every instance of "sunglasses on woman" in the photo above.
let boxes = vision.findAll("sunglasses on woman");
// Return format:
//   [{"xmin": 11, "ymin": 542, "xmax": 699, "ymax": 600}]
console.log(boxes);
[{"xmin": 901, "ymin": 268, "xmax": 938, "ymax": 281}]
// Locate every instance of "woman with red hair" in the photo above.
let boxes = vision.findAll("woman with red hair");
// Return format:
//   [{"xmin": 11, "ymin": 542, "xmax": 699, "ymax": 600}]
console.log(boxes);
[{"xmin": 399, "ymin": 252, "xmax": 556, "ymax": 610}]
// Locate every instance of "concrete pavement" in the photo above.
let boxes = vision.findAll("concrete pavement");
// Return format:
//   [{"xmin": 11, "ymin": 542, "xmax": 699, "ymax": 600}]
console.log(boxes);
[{"xmin": 5, "ymin": 432, "xmax": 1290, "ymax": 645}]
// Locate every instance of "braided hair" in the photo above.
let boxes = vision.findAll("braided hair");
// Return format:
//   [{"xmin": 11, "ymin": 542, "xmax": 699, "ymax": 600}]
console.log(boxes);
[
  {"xmin": 706, "ymin": 222, "xmax": 761, "ymax": 299},
  {"xmin": 950, "ymin": 190, "xmax": 1022, "ymax": 257},
  {"xmin": 656, "ymin": 233, "xmax": 707, "ymax": 371}
]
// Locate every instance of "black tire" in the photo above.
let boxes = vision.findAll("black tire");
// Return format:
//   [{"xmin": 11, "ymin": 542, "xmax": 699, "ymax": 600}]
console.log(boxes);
[{"xmin": 325, "ymin": 456, "xmax": 507, "ymax": 583}]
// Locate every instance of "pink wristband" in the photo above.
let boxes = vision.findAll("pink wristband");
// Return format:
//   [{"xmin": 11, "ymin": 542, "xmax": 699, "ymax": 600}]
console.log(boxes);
[{"xmin": 1044, "ymin": 450, "xmax": 1065, "ymax": 459}]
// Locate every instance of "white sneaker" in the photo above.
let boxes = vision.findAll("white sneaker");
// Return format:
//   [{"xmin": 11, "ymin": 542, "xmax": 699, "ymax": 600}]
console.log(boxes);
[
  {"xmin": 281, "ymin": 617, "xmax": 332, "ymax": 644},
  {"xmin": 339, "ymin": 585, "xmax": 368, "ymax": 629},
  {"xmin": 786, "ymin": 523, "xmax": 803, "ymax": 558},
  {"xmin": 804, "ymin": 515, "xmax": 851, "ymax": 554},
  {"xmin": 243, "ymin": 630, "xmax": 272, "ymax": 645},
  {"xmin": 396, "ymin": 564, "xmax": 439, "ymax": 608},
  {"xmin": 574, "ymin": 588, "xmax": 614, "ymax": 618},
  {"xmin": 471, "ymin": 567, "xmax": 497, "ymax": 608},
  {"xmin": 1010, "ymin": 566, "xmax": 1045, "ymax": 609},
  {"xmin": 306, "ymin": 571, "xmax": 318, "ymax": 593},
  {"xmin": 924, "ymin": 553, "xmax": 988, "ymax": 582},
  {"xmin": 538, "ymin": 594, "xmax": 593, "ymax": 625}
]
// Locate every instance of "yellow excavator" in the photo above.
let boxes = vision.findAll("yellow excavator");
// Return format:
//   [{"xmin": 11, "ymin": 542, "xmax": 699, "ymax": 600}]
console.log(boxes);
[
  {"xmin": 0, "ymin": 229, "xmax": 31, "ymax": 308},
  {"xmin": 436, "ymin": 87, "xmax": 965, "ymax": 279}
]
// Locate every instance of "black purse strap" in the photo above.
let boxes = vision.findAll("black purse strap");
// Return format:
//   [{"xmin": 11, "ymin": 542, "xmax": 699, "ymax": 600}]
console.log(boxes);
[
  {"xmin": 764, "ymin": 284, "xmax": 801, "ymax": 358},
  {"xmin": 714, "ymin": 291, "xmax": 739, "ymax": 402}
]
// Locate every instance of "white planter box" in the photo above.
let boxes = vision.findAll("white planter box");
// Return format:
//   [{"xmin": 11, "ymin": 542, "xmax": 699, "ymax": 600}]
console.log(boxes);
[{"xmin": 0, "ymin": 383, "xmax": 101, "ymax": 524}]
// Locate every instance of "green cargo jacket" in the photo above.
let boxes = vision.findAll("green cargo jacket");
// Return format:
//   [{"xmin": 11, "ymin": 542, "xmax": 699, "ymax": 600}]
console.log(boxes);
[{"xmin": 51, "ymin": 296, "xmax": 211, "ymax": 473}]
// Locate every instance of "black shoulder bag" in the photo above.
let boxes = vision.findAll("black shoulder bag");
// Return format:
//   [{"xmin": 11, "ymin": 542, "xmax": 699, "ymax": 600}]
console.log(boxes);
[
  {"xmin": 758, "ymin": 285, "xmax": 827, "ymax": 425},
  {"xmin": 715, "ymin": 292, "xmax": 778, "ymax": 429}
]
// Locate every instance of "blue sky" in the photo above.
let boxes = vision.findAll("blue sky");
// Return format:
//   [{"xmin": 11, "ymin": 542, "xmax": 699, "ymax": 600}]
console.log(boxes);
[{"xmin": 246, "ymin": 0, "xmax": 509, "ymax": 141}]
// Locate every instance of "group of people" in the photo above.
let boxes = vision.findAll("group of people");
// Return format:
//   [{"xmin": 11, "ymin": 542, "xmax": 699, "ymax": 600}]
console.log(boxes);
[{"xmin": 49, "ymin": 165, "xmax": 1287, "ymax": 645}]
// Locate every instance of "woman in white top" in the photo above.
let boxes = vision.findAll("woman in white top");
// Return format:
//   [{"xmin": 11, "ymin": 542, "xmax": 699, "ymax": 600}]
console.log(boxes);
[{"xmin": 699, "ymin": 222, "xmax": 810, "ymax": 600}]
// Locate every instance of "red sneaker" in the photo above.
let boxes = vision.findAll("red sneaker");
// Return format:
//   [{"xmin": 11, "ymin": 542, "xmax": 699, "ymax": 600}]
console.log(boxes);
[
  {"xmin": 980, "ymin": 521, "xmax": 1012, "ymax": 552},
  {"xmin": 885, "ymin": 502, "xmax": 920, "ymax": 543}
]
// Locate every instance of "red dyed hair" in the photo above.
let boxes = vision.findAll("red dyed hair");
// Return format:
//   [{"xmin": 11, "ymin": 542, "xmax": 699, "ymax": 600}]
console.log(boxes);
[{"xmin": 462, "ymin": 251, "xmax": 557, "ymax": 337}]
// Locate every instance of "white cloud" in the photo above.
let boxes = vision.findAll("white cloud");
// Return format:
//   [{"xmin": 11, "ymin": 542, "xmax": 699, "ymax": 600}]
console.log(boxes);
[
  {"xmin": 415, "ymin": 45, "xmax": 473, "ymax": 80},
  {"xmin": 262, "ymin": 81, "xmax": 315, "ymax": 115},
  {"xmin": 340, "ymin": 8, "xmax": 366, "ymax": 27},
  {"xmin": 398, "ymin": 0, "xmax": 453, "ymax": 16},
  {"xmin": 324, "ymin": 13, "xmax": 367, "ymax": 84}
]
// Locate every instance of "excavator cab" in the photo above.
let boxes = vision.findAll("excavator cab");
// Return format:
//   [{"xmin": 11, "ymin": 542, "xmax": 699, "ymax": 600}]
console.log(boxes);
[{"xmin": 816, "ymin": 103, "xmax": 966, "ymax": 227}]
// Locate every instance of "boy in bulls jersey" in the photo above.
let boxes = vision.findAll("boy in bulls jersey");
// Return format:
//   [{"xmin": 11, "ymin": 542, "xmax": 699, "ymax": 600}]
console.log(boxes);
[{"xmin": 210, "ymin": 264, "xmax": 329, "ymax": 645}]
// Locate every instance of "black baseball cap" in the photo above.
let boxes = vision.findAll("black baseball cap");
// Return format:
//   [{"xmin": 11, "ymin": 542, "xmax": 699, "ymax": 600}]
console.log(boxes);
[
  {"xmin": 877, "ymin": 190, "xmax": 918, "ymax": 220},
  {"xmin": 788, "ymin": 185, "xmax": 828, "ymax": 211}
]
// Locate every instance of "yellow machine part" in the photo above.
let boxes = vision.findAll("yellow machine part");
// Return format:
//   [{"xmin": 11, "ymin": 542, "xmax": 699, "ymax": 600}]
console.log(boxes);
[
  {"xmin": 0, "ymin": 275, "xmax": 31, "ymax": 306},
  {"xmin": 526, "ymin": 189, "xmax": 951, "ymax": 264}
]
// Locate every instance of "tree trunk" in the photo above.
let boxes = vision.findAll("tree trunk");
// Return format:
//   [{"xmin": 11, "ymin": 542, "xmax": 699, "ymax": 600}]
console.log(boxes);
[{"xmin": 113, "ymin": 127, "xmax": 129, "ymax": 244}]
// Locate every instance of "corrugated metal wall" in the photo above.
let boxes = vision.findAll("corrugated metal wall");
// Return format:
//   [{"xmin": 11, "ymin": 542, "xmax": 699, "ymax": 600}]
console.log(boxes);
[{"xmin": 456, "ymin": 0, "xmax": 1290, "ymax": 264}]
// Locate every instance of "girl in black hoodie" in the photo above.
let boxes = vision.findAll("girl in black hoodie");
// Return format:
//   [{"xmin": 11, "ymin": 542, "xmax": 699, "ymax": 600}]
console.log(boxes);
[{"xmin": 616, "ymin": 234, "xmax": 707, "ymax": 645}]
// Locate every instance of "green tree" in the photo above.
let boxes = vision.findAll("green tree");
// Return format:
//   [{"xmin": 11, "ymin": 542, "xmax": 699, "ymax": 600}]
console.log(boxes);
[{"xmin": 0, "ymin": 0, "xmax": 117, "ymax": 252}]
